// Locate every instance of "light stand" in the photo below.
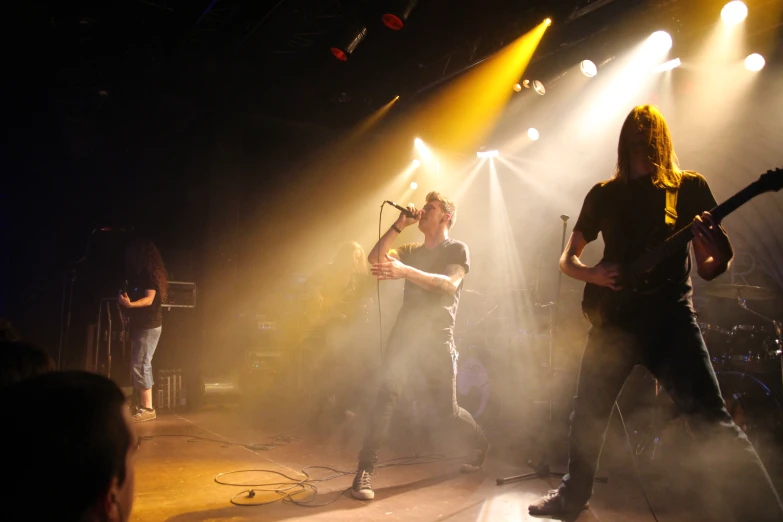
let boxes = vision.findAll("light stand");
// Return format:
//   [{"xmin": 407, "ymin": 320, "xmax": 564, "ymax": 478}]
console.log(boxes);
[{"xmin": 497, "ymin": 215, "xmax": 608, "ymax": 486}]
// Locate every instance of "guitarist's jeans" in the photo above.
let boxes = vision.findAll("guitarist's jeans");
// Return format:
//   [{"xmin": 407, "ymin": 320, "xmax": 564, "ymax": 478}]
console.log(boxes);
[
  {"xmin": 357, "ymin": 323, "xmax": 486, "ymax": 473},
  {"xmin": 560, "ymin": 309, "xmax": 783, "ymax": 520}
]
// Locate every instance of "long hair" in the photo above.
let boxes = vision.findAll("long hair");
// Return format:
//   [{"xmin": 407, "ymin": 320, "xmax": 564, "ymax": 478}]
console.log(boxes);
[
  {"xmin": 334, "ymin": 241, "xmax": 368, "ymax": 275},
  {"xmin": 613, "ymin": 104, "xmax": 683, "ymax": 189},
  {"xmin": 126, "ymin": 238, "xmax": 169, "ymax": 303}
]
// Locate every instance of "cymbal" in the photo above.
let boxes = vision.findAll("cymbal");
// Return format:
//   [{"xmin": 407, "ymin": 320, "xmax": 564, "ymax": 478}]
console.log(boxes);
[{"xmin": 704, "ymin": 284, "xmax": 776, "ymax": 301}]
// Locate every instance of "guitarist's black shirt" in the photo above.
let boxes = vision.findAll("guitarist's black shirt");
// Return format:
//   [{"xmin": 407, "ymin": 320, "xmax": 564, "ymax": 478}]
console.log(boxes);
[
  {"xmin": 128, "ymin": 270, "xmax": 163, "ymax": 330},
  {"xmin": 574, "ymin": 171, "xmax": 717, "ymax": 310}
]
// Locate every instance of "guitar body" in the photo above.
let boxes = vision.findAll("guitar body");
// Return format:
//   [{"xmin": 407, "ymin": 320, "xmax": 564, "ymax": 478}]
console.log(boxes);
[{"xmin": 582, "ymin": 282, "xmax": 649, "ymax": 327}]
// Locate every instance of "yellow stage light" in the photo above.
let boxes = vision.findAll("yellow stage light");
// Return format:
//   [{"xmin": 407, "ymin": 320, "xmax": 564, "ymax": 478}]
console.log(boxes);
[{"xmin": 721, "ymin": 1, "xmax": 748, "ymax": 25}]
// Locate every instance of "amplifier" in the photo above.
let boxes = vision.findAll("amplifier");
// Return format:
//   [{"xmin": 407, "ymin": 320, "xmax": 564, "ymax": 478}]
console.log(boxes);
[{"xmin": 164, "ymin": 281, "xmax": 197, "ymax": 309}]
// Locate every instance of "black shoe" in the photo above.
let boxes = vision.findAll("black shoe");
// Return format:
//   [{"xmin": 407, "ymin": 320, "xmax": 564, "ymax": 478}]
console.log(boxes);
[
  {"xmin": 528, "ymin": 489, "xmax": 588, "ymax": 518},
  {"xmin": 461, "ymin": 435, "xmax": 490, "ymax": 473},
  {"xmin": 351, "ymin": 469, "xmax": 374, "ymax": 500}
]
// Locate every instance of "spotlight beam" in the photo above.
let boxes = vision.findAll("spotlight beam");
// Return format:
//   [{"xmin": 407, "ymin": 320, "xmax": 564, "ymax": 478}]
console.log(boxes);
[{"xmin": 411, "ymin": 20, "xmax": 551, "ymax": 151}]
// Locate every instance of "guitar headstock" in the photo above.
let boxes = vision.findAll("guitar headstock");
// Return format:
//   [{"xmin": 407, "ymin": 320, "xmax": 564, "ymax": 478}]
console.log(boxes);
[{"xmin": 757, "ymin": 167, "xmax": 783, "ymax": 193}]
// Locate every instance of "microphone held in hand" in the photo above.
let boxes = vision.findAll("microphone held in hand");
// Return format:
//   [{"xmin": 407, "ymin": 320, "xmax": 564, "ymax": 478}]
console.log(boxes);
[{"xmin": 385, "ymin": 200, "xmax": 414, "ymax": 218}]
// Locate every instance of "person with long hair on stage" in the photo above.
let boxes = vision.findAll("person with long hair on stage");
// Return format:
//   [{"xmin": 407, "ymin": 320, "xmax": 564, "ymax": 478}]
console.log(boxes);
[
  {"xmin": 529, "ymin": 105, "xmax": 783, "ymax": 520},
  {"xmin": 350, "ymin": 191, "xmax": 490, "ymax": 501},
  {"xmin": 118, "ymin": 238, "xmax": 168, "ymax": 423},
  {"xmin": 304, "ymin": 241, "xmax": 376, "ymax": 435}
]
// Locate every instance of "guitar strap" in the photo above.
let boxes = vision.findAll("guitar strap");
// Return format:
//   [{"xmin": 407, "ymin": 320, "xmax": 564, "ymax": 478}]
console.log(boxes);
[{"xmin": 664, "ymin": 187, "xmax": 679, "ymax": 232}]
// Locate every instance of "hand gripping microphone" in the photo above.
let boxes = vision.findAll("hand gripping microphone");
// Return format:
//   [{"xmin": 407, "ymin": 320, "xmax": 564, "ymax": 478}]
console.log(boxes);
[{"xmin": 385, "ymin": 200, "xmax": 414, "ymax": 218}]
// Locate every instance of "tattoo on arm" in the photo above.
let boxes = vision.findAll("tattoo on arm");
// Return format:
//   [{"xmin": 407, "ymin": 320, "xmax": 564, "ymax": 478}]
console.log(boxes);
[
  {"xmin": 431, "ymin": 275, "xmax": 452, "ymax": 293},
  {"xmin": 434, "ymin": 264, "xmax": 466, "ymax": 294}
]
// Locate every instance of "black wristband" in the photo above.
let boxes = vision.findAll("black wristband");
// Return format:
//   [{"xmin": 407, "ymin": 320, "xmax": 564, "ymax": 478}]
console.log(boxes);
[{"xmin": 391, "ymin": 224, "xmax": 402, "ymax": 234}]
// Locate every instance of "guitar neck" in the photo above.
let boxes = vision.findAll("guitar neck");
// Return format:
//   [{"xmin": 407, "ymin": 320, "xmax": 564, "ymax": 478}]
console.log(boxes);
[{"xmin": 630, "ymin": 180, "xmax": 767, "ymax": 278}]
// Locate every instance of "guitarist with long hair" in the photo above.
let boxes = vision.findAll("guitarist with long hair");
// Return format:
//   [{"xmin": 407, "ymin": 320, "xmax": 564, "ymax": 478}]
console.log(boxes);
[
  {"xmin": 529, "ymin": 105, "xmax": 783, "ymax": 519},
  {"xmin": 118, "ymin": 237, "xmax": 168, "ymax": 423}
]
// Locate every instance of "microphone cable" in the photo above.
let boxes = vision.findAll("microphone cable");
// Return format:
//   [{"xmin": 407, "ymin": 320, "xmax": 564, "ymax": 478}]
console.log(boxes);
[{"xmin": 376, "ymin": 202, "xmax": 386, "ymax": 357}]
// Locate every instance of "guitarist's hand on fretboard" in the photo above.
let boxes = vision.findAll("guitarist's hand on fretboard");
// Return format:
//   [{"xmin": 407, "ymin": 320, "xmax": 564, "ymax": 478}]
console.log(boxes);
[{"xmin": 691, "ymin": 211, "xmax": 733, "ymax": 280}]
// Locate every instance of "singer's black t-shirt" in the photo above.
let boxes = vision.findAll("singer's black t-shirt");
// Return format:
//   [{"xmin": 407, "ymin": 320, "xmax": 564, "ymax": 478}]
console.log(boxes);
[
  {"xmin": 389, "ymin": 239, "xmax": 470, "ymax": 343},
  {"xmin": 128, "ymin": 270, "xmax": 163, "ymax": 330},
  {"xmin": 573, "ymin": 171, "xmax": 716, "ymax": 310}
]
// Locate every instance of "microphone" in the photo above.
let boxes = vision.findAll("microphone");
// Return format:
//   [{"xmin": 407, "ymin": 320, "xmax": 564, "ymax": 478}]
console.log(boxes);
[
  {"xmin": 560, "ymin": 214, "xmax": 569, "ymax": 222},
  {"xmin": 385, "ymin": 201, "xmax": 414, "ymax": 218}
]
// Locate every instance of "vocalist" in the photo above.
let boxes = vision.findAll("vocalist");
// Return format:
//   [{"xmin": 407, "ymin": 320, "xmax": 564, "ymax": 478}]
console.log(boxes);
[{"xmin": 351, "ymin": 191, "xmax": 490, "ymax": 500}]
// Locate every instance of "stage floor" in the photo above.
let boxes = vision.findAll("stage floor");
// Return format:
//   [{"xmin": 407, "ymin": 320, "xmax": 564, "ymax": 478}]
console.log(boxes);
[{"xmin": 128, "ymin": 402, "xmax": 765, "ymax": 522}]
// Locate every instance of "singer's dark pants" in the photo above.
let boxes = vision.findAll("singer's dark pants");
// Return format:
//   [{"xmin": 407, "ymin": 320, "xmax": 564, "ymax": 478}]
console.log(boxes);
[
  {"xmin": 559, "ymin": 307, "xmax": 783, "ymax": 520},
  {"xmin": 357, "ymin": 319, "xmax": 485, "ymax": 473}
]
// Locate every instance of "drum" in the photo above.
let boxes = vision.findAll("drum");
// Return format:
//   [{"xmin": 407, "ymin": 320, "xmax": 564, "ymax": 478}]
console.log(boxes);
[
  {"xmin": 700, "ymin": 322, "xmax": 733, "ymax": 367},
  {"xmin": 456, "ymin": 344, "xmax": 493, "ymax": 419},
  {"xmin": 631, "ymin": 370, "xmax": 783, "ymax": 466},
  {"xmin": 716, "ymin": 371, "xmax": 783, "ymax": 456},
  {"xmin": 723, "ymin": 325, "xmax": 781, "ymax": 373}
]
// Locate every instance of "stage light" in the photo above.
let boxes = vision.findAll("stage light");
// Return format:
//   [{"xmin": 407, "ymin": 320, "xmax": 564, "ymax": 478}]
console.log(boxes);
[
  {"xmin": 513, "ymin": 83, "xmax": 522, "ymax": 92},
  {"xmin": 532, "ymin": 80, "xmax": 545, "ymax": 95},
  {"xmin": 652, "ymin": 57, "xmax": 681, "ymax": 72},
  {"xmin": 382, "ymin": 0, "xmax": 418, "ymax": 30},
  {"xmin": 414, "ymin": 138, "xmax": 433, "ymax": 162},
  {"xmin": 412, "ymin": 159, "xmax": 421, "ymax": 168},
  {"xmin": 648, "ymin": 31, "xmax": 673, "ymax": 53},
  {"xmin": 721, "ymin": 1, "xmax": 748, "ymax": 25},
  {"xmin": 745, "ymin": 53, "xmax": 765, "ymax": 71},
  {"xmin": 580, "ymin": 59, "xmax": 597, "ymax": 77},
  {"xmin": 330, "ymin": 26, "xmax": 368, "ymax": 61},
  {"xmin": 528, "ymin": 128, "xmax": 539, "ymax": 141},
  {"xmin": 544, "ymin": 18, "xmax": 552, "ymax": 26},
  {"xmin": 410, "ymin": 181, "xmax": 418, "ymax": 190},
  {"xmin": 476, "ymin": 149, "xmax": 499, "ymax": 158}
]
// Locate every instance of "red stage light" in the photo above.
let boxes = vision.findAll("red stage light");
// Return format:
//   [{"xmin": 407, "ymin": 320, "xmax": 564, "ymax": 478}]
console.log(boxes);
[
  {"xmin": 382, "ymin": 13, "xmax": 404, "ymax": 30},
  {"xmin": 330, "ymin": 47, "xmax": 348, "ymax": 61}
]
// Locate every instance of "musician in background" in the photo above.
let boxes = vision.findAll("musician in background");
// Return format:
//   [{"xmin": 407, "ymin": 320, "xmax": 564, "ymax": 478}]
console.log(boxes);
[
  {"xmin": 529, "ymin": 105, "xmax": 783, "ymax": 519},
  {"xmin": 303, "ymin": 241, "xmax": 375, "ymax": 432},
  {"xmin": 118, "ymin": 238, "xmax": 168, "ymax": 423}
]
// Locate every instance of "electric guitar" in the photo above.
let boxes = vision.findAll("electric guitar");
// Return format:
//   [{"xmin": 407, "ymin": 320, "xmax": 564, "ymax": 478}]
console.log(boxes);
[{"xmin": 582, "ymin": 167, "xmax": 783, "ymax": 327}]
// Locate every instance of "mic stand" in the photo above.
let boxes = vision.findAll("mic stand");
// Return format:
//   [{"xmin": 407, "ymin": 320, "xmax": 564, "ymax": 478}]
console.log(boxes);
[
  {"xmin": 57, "ymin": 229, "xmax": 96, "ymax": 371},
  {"xmin": 497, "ymin": 215, "xmax": 608, "ymax": 486}
]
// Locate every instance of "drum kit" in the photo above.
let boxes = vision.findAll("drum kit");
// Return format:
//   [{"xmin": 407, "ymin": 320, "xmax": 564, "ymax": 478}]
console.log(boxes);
[{"xmin": 700, "ymin": 284, "xmax": 782, "ymax": 377}]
